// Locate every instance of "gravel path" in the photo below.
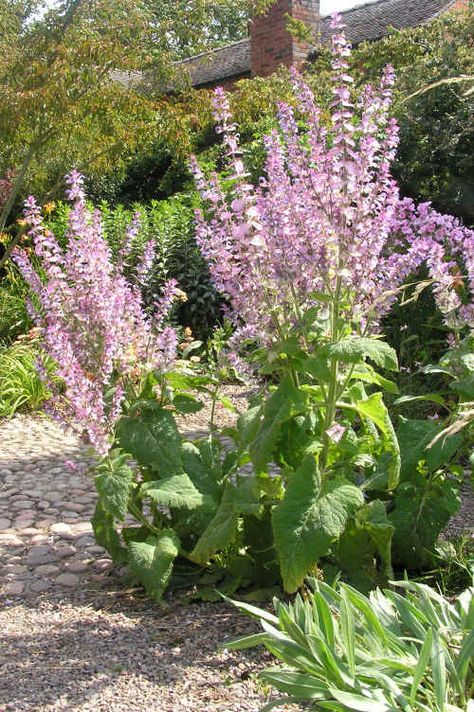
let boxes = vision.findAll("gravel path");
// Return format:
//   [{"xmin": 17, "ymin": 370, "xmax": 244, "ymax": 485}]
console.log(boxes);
[
  {"xmin": 0, "ymin": 394, "xmax": 301, "ymax": 712},
  {"xmin": 0, "ymin": 392, "xmax": 472, "ymax": 711}
]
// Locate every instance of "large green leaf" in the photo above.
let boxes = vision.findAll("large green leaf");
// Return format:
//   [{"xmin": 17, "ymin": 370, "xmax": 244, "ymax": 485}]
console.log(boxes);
[
  {"xmin": 95, "ymin": 451, "xmax": 133, "ymax": 521},
  {"xmin": 127, "ymin": 529, "xmax": 180, "ymax": 601},
  {"xmin": 140, "ymin": 473, "xmax": 204, "ymax": 510},
  {"xmin": 337, "ymin": 501, "xmax": 394, "ymax": 593},
  {"xmin": 250, "ymin": 377, "xmax": 306, "ymax": 472},
  {"xmin": 91, "ymin": 500, "xmax": 127, "ymax": 563},
  {"xmin": 323, "ymin": 337, "xmax": 398, "ymax": 371},
  {"xmin": 116, "ymin": 407, "xmax": 182, "ymax": 476},
  {"xmin": 181, "ymin": 440, "xmax": 221, "ymax": 498},
  {"xmin": 351, "ymin": 393, "xmax": 400, "ymax": 489},
  {"xmin": 390, "ymin": 476, "xmax": 460, "ymax": 569},
  {"xmin": 190, "ymin": 478, "xmax": 260, "ymax": 565},
  {"xmin": 397, "ymin": 418, "xmax": 462, "ymax": 478},
  {"xmin": 272, "ymin": 457, "xmax": 364, "ymax": 593}
]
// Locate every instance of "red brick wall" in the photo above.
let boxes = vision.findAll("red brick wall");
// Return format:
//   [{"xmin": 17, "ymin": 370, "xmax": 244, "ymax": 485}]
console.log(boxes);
[{"xmin": 250, "ymin": 0, "xmax": 320, "ymax": 77}]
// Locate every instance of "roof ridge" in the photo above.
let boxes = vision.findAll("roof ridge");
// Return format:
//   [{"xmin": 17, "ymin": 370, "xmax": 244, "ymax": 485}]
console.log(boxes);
[
  {"xmin": 320, "ymin": 0, "xmax": 453, "ymax": 21},
  {"xmin": 177, "ymin": 37, "xmax": 250, "ymax": 66},
  {"xmin": 321, "ymin": 0, "xmax": 387, "ymax": 20}
]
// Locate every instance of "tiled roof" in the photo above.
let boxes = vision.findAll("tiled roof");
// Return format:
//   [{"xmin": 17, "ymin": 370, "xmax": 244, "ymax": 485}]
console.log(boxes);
[
  {"xmin": 180, "ymin": 0, "xmax": 456, "ymax": 87},
  {"xmin": 178, "ymin": 39, "xmax": 251, "ymax": 88},
  {"xmin": 321, "ymin": 0, "xmax": 456, "ymax": 45}
]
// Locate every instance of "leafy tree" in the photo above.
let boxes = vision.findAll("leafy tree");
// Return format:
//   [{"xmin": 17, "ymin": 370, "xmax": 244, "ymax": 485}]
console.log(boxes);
[
  {"xmin": 352, "ymin": 4, "xmax": 474, "ymax": 224},
  {"xmin": 0, "ymin": 0, "xmax": 276, "ymax": 263}
]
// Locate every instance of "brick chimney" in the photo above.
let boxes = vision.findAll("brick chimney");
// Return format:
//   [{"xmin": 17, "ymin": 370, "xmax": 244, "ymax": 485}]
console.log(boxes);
[{"xmin": 250, "ymin": 0, "xmax": 320, "ymax": 78}]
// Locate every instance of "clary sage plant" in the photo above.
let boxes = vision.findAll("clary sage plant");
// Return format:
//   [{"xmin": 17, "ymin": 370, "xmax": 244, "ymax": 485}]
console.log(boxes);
[{"xmin": 190, "ymin": 14, "xmax": 474, "ymax": 592}]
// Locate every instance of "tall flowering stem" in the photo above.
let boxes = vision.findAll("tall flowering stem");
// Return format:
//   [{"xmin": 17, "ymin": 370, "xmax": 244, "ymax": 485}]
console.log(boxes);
[
  {"xmin": 13, "ymin": 171, "xmax": 179, "ymax": 454},
  {"xmin": 191, "ymin": 14, "xmax": 474, "ymax": 355}
]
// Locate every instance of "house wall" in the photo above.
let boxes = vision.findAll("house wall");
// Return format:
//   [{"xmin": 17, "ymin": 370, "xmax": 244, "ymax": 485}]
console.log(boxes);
[{"xmin": 250, "ymin": 0, "xmax": 320, "ymax": 77}]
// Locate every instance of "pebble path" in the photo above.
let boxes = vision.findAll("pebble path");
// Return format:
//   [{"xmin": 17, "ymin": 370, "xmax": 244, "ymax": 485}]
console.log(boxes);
[{"xmin": 0, "ymin": 415, "xmax": 109, "ymax": 598}]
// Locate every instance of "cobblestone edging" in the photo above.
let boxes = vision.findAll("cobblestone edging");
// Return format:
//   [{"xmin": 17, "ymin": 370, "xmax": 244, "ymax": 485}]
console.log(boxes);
[{"xmin": 0, "ymin": 415, "xmax": 110, "ymax": 598}]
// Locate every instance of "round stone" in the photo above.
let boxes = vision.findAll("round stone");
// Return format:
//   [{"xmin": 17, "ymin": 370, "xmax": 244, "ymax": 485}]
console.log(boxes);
[
  {"xmin": 72, "ymin": 522, "xmax": 93, "ymax": 535},
  {"xmin": 35, "ymin": 564, "xmax": 60, "ymax": 576},
  {"xmin": 44, "ymin": 491, "xmax": 62, "ymax": 502},
  {"xmin": 11, "ymin": 500, "xmax": 34, "ymax": 510},
  {"xmin": 0, "ymin": 518, "xmax": 12, "ymax": 530},
  {"xmin": 55, "ymin": 545, "xmax": 76, "ymax": 559},
  {"xmin": 64, "ymin": 560, "xmax": 89, "ymax": 573},
  {"xmin": 2, "ymin": 581, "xmax": 25, "ymax": 595},
  {"xmin": 30, "ymin": 535, "xmax": 49, "ymax": 546},
  {"xmin": 56, "ymin": 573, "xmax": 79, "ymax": 588},
  {"xmin": 19, "ymin": 528, "xmax": 41, "ymax": 536},
  {"xmin": 30, "ymin": 579, "xmax": 52, "ymax": 593},
  {"xmin": 0, "ymin": 534, "xmax": 24, "ymax": 547},
  {"xmin": 4, "ymin": 564, "xmax": 28, "ymax": 574},
  {"xmin": 75, "ymin": 536, "xmax": 95, "ymax": 548},
  {"xmin": 59, "ymin": 502, "xmax": 85, "ymax": 513},
  {"xmin": 93, "ymin": 558, "xmax": 112, "ymax": 572},
  {"xmin": 14, "ymin": 519, "xmax": 35, "ymax": 530},
  {"xmin": 27, "ymin": 546, "xmax": 57, "ymax": 565},
  {"xmin": 50, "ymin": 523, "xmax": 73, "ymax": 538}
]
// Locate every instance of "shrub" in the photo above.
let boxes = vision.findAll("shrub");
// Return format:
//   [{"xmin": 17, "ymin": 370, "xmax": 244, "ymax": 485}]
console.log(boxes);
[
  {"xmin": 0, "ymin": 340, "xmax": 56, "ymax": 417},
  {"xmin": 227, "ymin": 579, "xmax": 474, "ymax": 711}
]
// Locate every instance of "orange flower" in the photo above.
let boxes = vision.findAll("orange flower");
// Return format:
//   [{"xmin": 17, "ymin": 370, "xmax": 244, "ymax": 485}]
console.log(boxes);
[{"xmin": 43, "ymin": 201, "xmax": 56, "ymax": 214}]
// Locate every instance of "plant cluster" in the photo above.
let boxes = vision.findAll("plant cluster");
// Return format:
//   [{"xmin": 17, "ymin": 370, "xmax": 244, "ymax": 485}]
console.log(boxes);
[
  {"xmin": 14, "ymin": 16, "xmax": 474, "ymax": 604},
  {"xmin": 13, "ymin": 170, "xmax": 180, "ymax": 454},
  {"xmin": 227, "ymin": 578, "xmax": 474, "ymax": 711}
]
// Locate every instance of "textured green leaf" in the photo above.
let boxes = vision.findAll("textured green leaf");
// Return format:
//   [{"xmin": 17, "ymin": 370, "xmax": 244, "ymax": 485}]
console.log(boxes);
[
  {"xmin": 397, "ymin": 418, "xmax": 462, "ymax": 478},
  {"xmin": 91, "ymin": 500, "xmax": 127, "ymax": 563},
  {"xmin": 140, "ymin": 473, "xmax": 204, "ymax": 509},
  {"xmin": 250, "ymin": 377, "xmax": 306, "ymax": 472},
  {"xmin": 95, "ymin": 453, "xmax": 133, "ymax": 520},
  {"xmin": 351, "ymin": 393, "xmax": 400, "ymax": 489},
  {"xmin": 390, "ymin": 476, "xmax": 460, "ymax": 568},
  {"xmin": 350, "ymin": 365, "xmax": 399, "ymax": 394},
  {"xmin": 323, "ymin": 337, "xmax": 398, "ymax": 371},
  {"xmin": 190, "ymin": 478, "xmax": 260, "ymax": 565},
  {"xmin": 172, "ymin": 393, "xmax": 204, "ymax": 414},
  {"xmin": 116, "ymin": 407, "xmax": 182, "ymax": 476},
  {"xmin": 181, "ymin": 440, "xmax": 221, "ymax": 498},
  {"xmin": 338, "ymin": 501, "xmax": 394, "ymax": 593},
  {"xmin": 127, "ymin": 529, "xmax": 180, "ymax": 601},
  {"xmin": 273, "ymin": 457, "xmax": 364, "ymax": 593}
]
